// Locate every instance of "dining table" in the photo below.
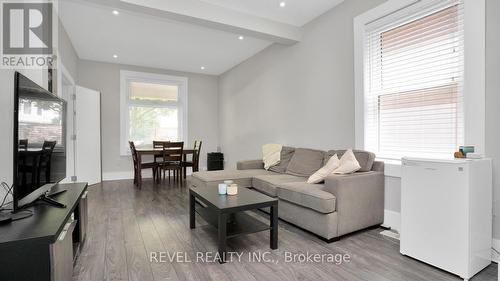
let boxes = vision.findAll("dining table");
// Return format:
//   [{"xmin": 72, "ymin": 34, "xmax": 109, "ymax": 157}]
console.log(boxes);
[{"xmin": 134, "ymin": 146, "xmax": 196, "ymax": 186}]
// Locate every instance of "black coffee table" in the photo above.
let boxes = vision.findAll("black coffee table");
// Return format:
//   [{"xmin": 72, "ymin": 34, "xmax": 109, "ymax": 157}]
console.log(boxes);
[{"xmin": 189, "ymin": 186, "xmax": 278, "ymax": 263}]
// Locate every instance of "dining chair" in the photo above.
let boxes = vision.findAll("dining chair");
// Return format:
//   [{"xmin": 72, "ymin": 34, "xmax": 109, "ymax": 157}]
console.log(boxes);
[
  {"xmin": 37, "ymin": 141, "xmax": 56, "ymax": 186},
  {"xmin": 18, "ymin": 151, "xmax": 39, "ymax": 190},
  {"xmin": 153, "ymin": 140, "xmax": 169, "ymax": 163},
  {"xmin": 159, "ymin": 142, "xmax": 184, "ymax": 185},
  {"xmin": 154, "ymin": 140, "xmax": 171, "ymax": 178},
  {"xmin": 129, "ymin": 141, "xmax": 158, "ymax": 187},
  {"xmin": 182, "ymin": 140, "xmax": 202, "ymax": 179},
  {"xmin": 19, "ymin": 139, "xmax": 28, "ymax": 150}
]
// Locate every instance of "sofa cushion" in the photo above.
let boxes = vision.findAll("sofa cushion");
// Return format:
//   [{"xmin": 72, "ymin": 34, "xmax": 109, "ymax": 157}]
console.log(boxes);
[
  {"xmin": 269, "ymin": 146, "xmax": 295, "ymax": 173},
  {"xmin": 325, "ymin": 149, "xmax": 376, "ymax": 172},
  {"xmin": 277, "ymin": 182, "xmax": 336, "ymax": 214},
  {"xmin": 192, "ymin": 169, "xmax": 276, "ymax": 188},
  {"xmin": 252, "ymin": 174, "xmax": 305, "ymax": 197},
  {"xmin": 286, "ymin": 148, "xmax": 326, "ymax": 177}
]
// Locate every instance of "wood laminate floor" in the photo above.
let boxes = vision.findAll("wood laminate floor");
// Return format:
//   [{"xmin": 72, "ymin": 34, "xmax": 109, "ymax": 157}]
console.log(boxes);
[{"xmin": 72, "ymin": 179, "xmax": 497, "ymax": 281}]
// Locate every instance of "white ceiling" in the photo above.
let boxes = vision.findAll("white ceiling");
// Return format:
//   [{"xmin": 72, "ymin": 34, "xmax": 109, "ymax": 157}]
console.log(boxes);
[
  {"xmin": 59, "ymin": 0, "xmax": 343, "ymax": 75},
  {"xmin": 199, "ymin": 0, "xmax": 344, "ymax": 26}
]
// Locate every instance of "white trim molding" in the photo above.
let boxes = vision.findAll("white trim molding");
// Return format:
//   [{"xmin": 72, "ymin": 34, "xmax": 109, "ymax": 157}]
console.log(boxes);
[
  {"xmin": 119, "ymin": 70, "xmax": 189, "ymax": 155},
  {"xmin": 384, "ymin": 209, "xmax": 401, "ymax": 233},
  {"xmin": 492, "ymin": 239, "xmax": 500, "ymax": 263},
  {"xmin": 56, "ymin": 62, "xmax": 76, "ymax": 98},
  {"xmin": 103, "ymin": 169, "xmax": 195, "ymax": 181},
  {"xmin": 463, "ymin": 0, "xmax": 486, "ymax": 154},
  {"xmin": 57, "ymin": 62, "xmax": 77, "ymax": 184},
  {"xmin": 354, "ymin": 0, "xmax": 486, "ymax": 155},
  {"xmin": 103, "ymin": 171, "xmax": 136, "ymax": 181}
]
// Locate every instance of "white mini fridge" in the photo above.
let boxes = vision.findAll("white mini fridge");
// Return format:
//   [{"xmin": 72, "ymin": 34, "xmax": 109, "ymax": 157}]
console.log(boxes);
[{"xmin": 400, "ymin": 157, "xmax": 492, "ymax": 280}]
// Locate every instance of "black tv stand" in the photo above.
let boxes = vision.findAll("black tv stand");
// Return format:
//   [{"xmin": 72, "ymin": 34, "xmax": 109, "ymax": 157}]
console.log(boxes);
[
  {"xmin": 37, "ymin": 194, "xmax": 67, "ymax": 208},
  {"xmin": 0, "ymin": 183, "xmax": 88, "ymax": 281},
  {"xmin": 0, "ymin": 213, "xmax": 13, "ymax": 224}
]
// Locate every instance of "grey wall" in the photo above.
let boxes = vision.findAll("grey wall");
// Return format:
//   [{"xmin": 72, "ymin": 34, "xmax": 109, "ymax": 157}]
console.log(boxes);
[
  {"xmin": 486, "ymin": 0, "xmax": 500, "ymax": 240},
  {"xmin": 77, "ymin": 60, "xmax": 219, "ymax": 178},
  {"xmin": 218, "ymin": 0, "xmax": 386, "ymax": 168},
  {"xmin": 58, "ymin": 20, "xmax": 79, "ymax": 80},
  {"xmin": 384, "ymin": 176, "xmax": 401, "ymax": 213}
]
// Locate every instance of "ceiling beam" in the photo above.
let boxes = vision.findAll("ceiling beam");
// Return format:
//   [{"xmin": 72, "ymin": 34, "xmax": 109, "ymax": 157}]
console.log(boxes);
[{"xmin": 76, "ymin": 0, "xmax": 303, "ymax": 44}]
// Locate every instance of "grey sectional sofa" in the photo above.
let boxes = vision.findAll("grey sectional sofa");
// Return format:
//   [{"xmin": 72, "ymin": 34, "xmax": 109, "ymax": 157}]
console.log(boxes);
[{"xmin": 188, "ymin": 147, "xmax": 384, "ymax": 241}]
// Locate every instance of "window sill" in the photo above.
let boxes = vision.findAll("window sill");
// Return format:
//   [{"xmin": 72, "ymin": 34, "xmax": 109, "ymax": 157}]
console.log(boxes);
[{"xmin": 376, "ymin": 158, "xmax": 402, "ymax": 178}]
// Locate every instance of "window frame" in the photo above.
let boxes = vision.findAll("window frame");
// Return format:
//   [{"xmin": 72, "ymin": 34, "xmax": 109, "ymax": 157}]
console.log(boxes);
[
  {"xmin": 120, "ymin": 70, "xmax": 188, "ymax": 156},
  {"xmin": 354, "ymin": 0, "xmax": 485, "ymax": 164}
]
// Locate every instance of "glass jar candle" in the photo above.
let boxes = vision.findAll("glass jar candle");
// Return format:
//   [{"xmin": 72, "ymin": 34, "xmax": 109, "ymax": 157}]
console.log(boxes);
[
  {"xmin": 227, "ymin": 184, "xmax": 238, "ymax": 195},
  {"xmin": 218, "ymin": 183, "xmax": 227, "ymax": 195}
]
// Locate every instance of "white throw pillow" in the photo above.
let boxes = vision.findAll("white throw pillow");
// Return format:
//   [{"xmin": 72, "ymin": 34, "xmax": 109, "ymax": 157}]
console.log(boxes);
[
  {"xmin": 262, "ymin": 144, "xmax": 283, "ymax": 170},
  {"xmin": 333, "ymin": 149, "xmax": 361, "ymax": 174},
  {"xmin": 307, "ymin": 154, "xmax": 340, "ymax": 184}
]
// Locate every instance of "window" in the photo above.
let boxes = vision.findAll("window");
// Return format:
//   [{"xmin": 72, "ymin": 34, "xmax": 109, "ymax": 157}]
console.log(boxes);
[
  {"xmin": 120, "ymin": 71, "xmax": 188, "ymax": 155},
  {"xmin": 363, "ymin": 0, "xmax": 465, "ymax": 160}
]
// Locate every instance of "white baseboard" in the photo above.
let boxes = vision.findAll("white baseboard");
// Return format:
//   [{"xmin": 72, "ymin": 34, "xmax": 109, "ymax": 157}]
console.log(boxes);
[
  {"xmin": 102, "ymin": 170, "xmax": 194, "ymax": 181},
  {"xmin": 492, "ymin": 239, "xmax": 500, "ymax": 263},
  {"xmin": 102, "ymin": 171, "xmax": 136, "ymax": 181},
  {"xmin": 383, "ymin": 209, "xmax": 401, "ymax": 232}
]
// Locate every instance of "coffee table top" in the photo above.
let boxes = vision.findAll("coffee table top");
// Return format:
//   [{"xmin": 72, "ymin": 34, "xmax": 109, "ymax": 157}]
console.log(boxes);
[{"xmin": 190, "ymin": 186, "xmax": 277, "ymax": 213}]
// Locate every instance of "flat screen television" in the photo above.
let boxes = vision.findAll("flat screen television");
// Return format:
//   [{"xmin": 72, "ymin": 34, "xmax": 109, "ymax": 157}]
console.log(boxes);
[{"xmin": 13, "ymin": 72, "xmax": 67, "ymax": 212}]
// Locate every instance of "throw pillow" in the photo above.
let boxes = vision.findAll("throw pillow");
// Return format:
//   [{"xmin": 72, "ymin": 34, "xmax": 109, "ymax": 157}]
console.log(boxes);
[
  {"xmin": 286, "ymin": 148, "xmax": 326, "ymax": 177},
  {"xmin": 307, "ymin": 154, "xmax": 340, "ymax": 184},
  {"xmin": 269, "ymin": 146, "xmax": 295, "ymax": 173},
  {"xmin": 334, "ymin": 149, "xmax": 376, "ymax": 172},
  {"xmin": 333, "ymin": 149, "xmax": 361, "ymax": 174},
  {"xmin": 262, "ymin": 143, "xmax": 283, "ymax": 170}
]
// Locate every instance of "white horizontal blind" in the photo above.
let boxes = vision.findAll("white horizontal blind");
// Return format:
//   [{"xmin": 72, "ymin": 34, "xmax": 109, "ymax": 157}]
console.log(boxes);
[{"xmin": 364, "ymin": 0, "xmax": 464, "ymax": 160}]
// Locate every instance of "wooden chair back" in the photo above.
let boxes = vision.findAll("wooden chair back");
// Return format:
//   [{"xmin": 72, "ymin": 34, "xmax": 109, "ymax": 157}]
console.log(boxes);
[
  {"xmin": 153, "ymin": 140, "xmax": 169, "ymax": 148},
  {"xmin": 40, "ymin": 141, "xmax": 57, "ymax": 164},
  {"xmin": 162, "ymin": 142, "xmax": 184, "ymax": 164},
  {"xmin": 19, "ymin": 139, "xmax": 28, "ymax": 150},
  {"xmin": 42, "ymin": 141, "xmax": 57, "ymax": 151},
  {"xmin": 129, "ymin": 141, "xmax": 138, "ymax": 167},
  {"xmin": 153, "ymin": 140, "xmax": 169, "ymax": 161},
  {"xmin": 193, "ymin": 140, "xmax": 202, "ymax": 171}
]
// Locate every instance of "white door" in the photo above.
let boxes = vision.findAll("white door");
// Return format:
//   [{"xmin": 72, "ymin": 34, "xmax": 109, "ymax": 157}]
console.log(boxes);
[{"xmin": 75, "ymin": 86, "xmax": 101, "ymax": 185}]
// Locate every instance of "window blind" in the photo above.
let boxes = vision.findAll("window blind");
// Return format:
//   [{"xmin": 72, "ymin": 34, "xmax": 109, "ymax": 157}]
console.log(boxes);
[{"xmin": 364, "ymin": 0, "xmax": 464, "ymax": 160}]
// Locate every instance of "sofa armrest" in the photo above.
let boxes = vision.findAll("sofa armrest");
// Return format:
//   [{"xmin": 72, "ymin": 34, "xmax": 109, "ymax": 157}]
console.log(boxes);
[
  {"xmin": 371, "ymin": 161, "xmax": 385, "ymax": 172},
  {"xmin": 323, "ymin": 172, "xmax": 384, "ymax": 236},
  {"xmin": 237, "ymin": 159, "xmax": 264, "ymax": 170}
]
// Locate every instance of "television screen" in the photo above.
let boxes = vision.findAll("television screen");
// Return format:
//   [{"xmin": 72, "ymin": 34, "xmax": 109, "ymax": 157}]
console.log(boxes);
[{"xmin": 14, "ymin": 72, "xmax": 66, "ymax": 210}]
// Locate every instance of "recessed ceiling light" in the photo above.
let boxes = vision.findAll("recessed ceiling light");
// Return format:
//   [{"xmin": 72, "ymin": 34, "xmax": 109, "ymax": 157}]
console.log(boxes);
[
  {"xmin": 279, "ymin": 2, "xmax": 286, "ymax": 8},
  {"xmin": 113, "ymin": 54, "xmax": 118, "ymax": 58},
  {"xmin": 200, "ymin": 66, "xmax": 205, "ymax": 70},
  {"xmin": 112, "ymin": 10, "xmax": 119, "ymax": 15},
  {"xmin": 238, "ymin": 35, "xmax": 244, "ymax": 40}
]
